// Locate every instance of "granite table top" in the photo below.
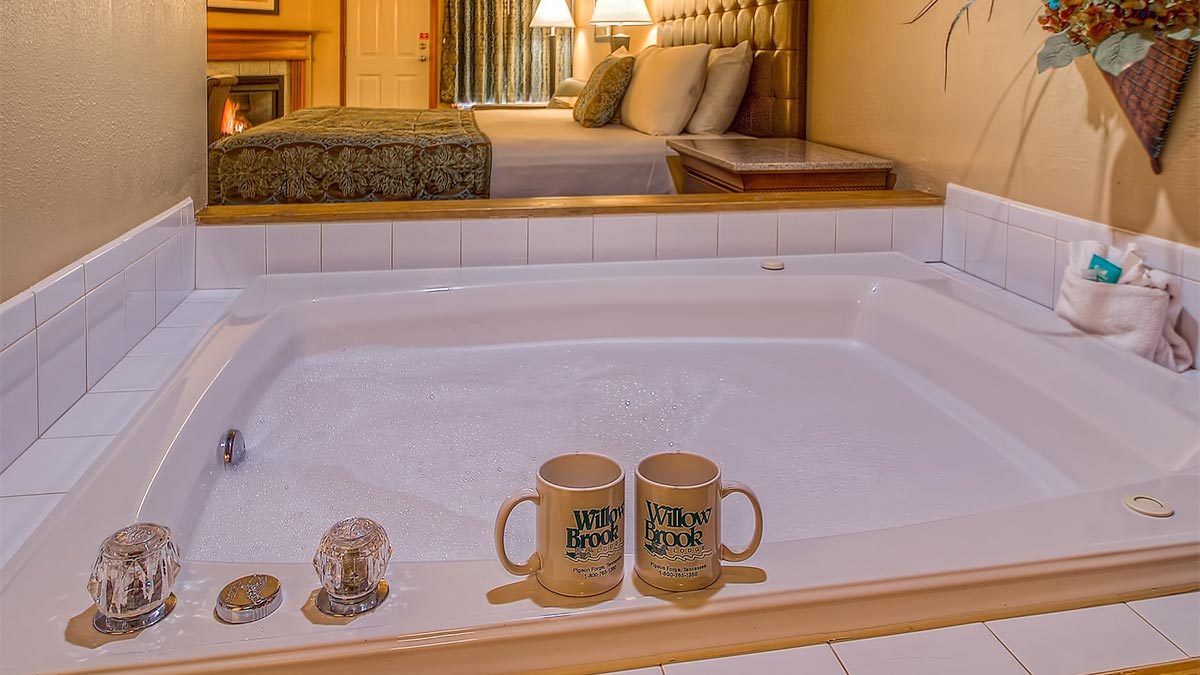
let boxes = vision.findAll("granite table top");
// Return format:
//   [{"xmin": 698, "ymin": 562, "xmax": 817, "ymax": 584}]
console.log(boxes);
[{"xmin": 667, "ymin": 138, "xmax": 895, "ymax": 173}]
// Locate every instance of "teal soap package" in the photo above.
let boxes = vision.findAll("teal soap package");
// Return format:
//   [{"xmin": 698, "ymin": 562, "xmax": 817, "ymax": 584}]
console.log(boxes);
[{"xmin": 1087, "ymin": 254, "xmax": 1122, "ymax": 284}]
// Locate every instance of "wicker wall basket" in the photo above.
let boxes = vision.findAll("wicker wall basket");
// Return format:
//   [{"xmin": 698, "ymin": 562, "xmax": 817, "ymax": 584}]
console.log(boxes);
[{"xmin": 1103, "ymin": 36, "xmax": 1198, "ymax": 174}]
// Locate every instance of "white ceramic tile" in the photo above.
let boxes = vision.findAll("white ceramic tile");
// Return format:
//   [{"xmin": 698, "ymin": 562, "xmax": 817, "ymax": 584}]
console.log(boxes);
[
  {"xmin": 529, "ymin": 217, "xmax": 593, "ymax": 264},
  {"xmin": 266, "ymin": 224, "xmax": 321, "ymax": 274},
  {"xmin": 1177, "ymin": 277, "xmax": 1199, "ymax": 365},
  {"xmin": 82, "ymin": 241, "xmax": 124, "ymax": 293},
  {"xmin": 0, "ymin": 292, "xmax": 35, "ymax": 350},
  {"xmin": 181, "ymin": 222, "xmax": 196, "ymax": 293},
  {"xmin": 196, "ymin": 226, "xmax": 265, "ymax": 289},
  {"xmin": 929, "ymin": 263, "xmax": 1046, "ymax": 312},
  {"xmin": 322, "ymin": 222, "xmax": 392, "ymax": 272},
  {"xmin": 1052, "ymin": 240, "xmax": 1069, "ymax": 309},
  {"xmin": 122, "ymin": 222, "xmax": 159, "ymax": 265},
  {"xmin": 159, "ymin": 300, "xmax": 230, "ymax": 329},
  {"xmin": 657, "ymin": 213, "xmax": 718, "ymax": 260},
  {"xmin": 93, "ymin": 354, "xmax": 182, "ymax": 393},
  {"xmin": 181, "ymin": 199, "xmax": 195, "ymax": 228},
  {"xmin": 123, "ymin": 252, "xmax": 157, "ymax": 351},
  {"xmin": 835, "ymin": 209, "xmax": 892, "ymax": 253},
  {"xmin": 32, "ymin": 264, "xmax": 84, "ymax": 325},
  {"xmin": 42, "ymin": 391, "xmax": 153, "ymax": 439},
  {"xmin": 187, "ymin": 290, "xmax": 240, "ymax": 303},
  {"xmin": 0, "ymin": 436, "xmax": 113, "ymax": 497},
  {"xmin": 666, "ymin": 644, "xmax": 845, "ymax": 674},
  {"xmin": 945, "ymin": 184, "xmax": 969, "ymax": 210},
  {"xmin": 153, "ymin": 208, "xmax": 183, "ymax": 245},
  {"xmin": 778, "ymin": 209, "xmax": 836, "ymax": 255},
  {"xmin": 1007, "ymin": 203, "xmax": 1056, "ymax": 238},
  {"xmin": 717, "ymin": 211, "xmax": 777, "ymax": 258},
  {"xmin": 1129, "ymin": 592, "xmax": 1200, "ymax": 657},
  {"xmin": 964, "ymin": 213, "xmax": 1007, "ymax": 286},
  {"xmin": 155, "ymin": 234, "xmax": 185, "ymax": 323},
  {"xmin": 1056, "ymin": 214, "xmax": 1112, "ymax": 245},
  {"xmin": 593, "ymin": 215, "xmax": 657, "ymax": 262},
  {"xmin": 1181, "ymin": 245, "xmax": 1200, "ymax": 282},
  {"xmin": 393, "ymin": 220, "xmax": 461, "ymax": 269},
  {"xmin": 85, "ymin": 274, "xmax": 126, "ymax": 389},
  {"xmin": 942, "ymin": 206, "xmax": 967, "ymax": 269},
  {"xmin": 601, "ymin": 668, "xmax": 664, "ymax": 675},
  {"xmin": 988, "ymin": 603, "xmax": 1185, "ymax": 675},
  {"xmin": 892, "ymin": 207, "xmax": 943, "ymax": 263},
  {"xmin": 1005, "ymin": 227, "xmax": 1055, "ymax": 308},
  {"xmin": 461, "ymin": 218, "xmax": 528, "ymax": 267},
  {"xmin": 0, "ymin": 493, "xmax": 62, "ymax": 568},
  {"xmin": 834, "ymin": 624, "xmax": 1024, "ymax": 675},
  {"xmin": 36, "ymin": 299, "xmax": 86, "ymax": 435},
  {"xmin": 963, "ymin": 189, "xmax": 1009, "ymax": 222},
  {"xmin": 1113, "ymin": 231, "xmax": 1183, "ymax": 276},
  {"xmin": 0, "ymin": 332, "xmax": 38, "ymax": 472},
  {"xmin": 128, "ymin": 326, "xmax": 207, "ymax": 358}
]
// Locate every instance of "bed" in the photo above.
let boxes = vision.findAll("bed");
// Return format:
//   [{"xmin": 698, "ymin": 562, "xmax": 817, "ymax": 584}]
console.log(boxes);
[{"xmin": 206, "ymin": 0, "xmax": 807, "ymax": 205}]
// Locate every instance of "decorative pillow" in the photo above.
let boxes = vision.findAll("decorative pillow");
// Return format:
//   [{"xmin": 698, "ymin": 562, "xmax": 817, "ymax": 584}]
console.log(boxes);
[
  {"xmin": 686, "ymin": 41, "xmax": 753, "ymax": 135},
  {"xmin": 619, "ymin": 43, "xmax": 713, "ymax": 136},
  {"xmin": 547, "ymin": 95, "xmax": 578, "ymax": 109},
  {"xmin": 573, "ymin": 53, "xmax": 636, "ymax": 128},
  {"xmin": 552, "ymin": 78, "xmax": 587, "ymax": 98}
]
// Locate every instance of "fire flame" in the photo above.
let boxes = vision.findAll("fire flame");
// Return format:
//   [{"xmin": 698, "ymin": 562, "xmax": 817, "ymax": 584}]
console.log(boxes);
[{"xmin": 220, "ymin": 99, "xmax": 248, "ymax": 136}]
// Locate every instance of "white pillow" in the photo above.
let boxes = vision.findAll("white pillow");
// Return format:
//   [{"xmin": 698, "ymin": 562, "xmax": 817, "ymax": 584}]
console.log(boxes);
[
  {"xmin": 619, "ymin": 43, "xmax": 712, "ymax": 136},
  {"xmin": 686, "ymin": 41, "xmax": 752, "ymax": 135}
]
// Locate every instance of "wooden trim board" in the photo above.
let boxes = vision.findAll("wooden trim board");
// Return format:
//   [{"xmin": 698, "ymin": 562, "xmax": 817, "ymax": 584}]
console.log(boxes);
[{"xmin": 198, "ymin": 190, "xmax": 943, "ymax": 225}]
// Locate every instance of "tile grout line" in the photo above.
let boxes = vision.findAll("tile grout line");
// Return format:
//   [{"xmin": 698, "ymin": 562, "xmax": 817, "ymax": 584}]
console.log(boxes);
[
  {"xmin": 982, "ymin": 621, "xmax": 1035, "ymax": 675},
  {"xmin": 1126, "ymin": 601, "xmax": 1193, "ymax": 660},
  {"xmin": 826, "ymin": 640, "xmax": 853, "ymax": 675}
]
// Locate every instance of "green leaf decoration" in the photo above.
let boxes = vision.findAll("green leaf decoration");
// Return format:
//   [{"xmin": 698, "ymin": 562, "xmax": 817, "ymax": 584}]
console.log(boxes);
[
  {"xmin": 1094, "ymin": 30, "xmax": 1158, "ymax": 75},
  {"xmin": 1037, "ymin": 30, "xmax": 1089, "ymax": 73}
]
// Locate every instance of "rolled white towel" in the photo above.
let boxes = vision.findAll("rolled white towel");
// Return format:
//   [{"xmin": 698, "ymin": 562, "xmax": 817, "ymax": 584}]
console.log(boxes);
[{"xmin": 1055, "ymin": 241, "xmax": 1193, "ymax": 372}]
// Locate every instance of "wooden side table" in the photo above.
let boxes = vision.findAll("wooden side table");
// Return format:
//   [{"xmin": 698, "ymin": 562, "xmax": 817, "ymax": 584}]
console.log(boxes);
[{"xmin": 667, "ymin": 138, "xmax": 896, "ymax": 193}]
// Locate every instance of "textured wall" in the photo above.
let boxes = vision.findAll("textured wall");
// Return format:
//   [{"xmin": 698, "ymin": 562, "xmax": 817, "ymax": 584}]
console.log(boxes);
[
  {"xmin": 809, "ymin": 0, "xmax": 1199, "ymax": 246},
  {"xmin": 0, "ymin": 0, "xmax": 207, "ymax": 301},
  {"xmin": 571, "ymin": 0, "xmax": 657, "ymax": 77}
]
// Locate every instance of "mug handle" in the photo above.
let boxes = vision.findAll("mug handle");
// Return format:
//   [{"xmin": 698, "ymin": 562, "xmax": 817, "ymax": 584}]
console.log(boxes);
[
  {"xmin": 718, "ymin": 481, "xmax": 764, "ymax": 563},
  {"xmin": 494, "ymin": 488, "xmax": 543, "ymax": 576}
]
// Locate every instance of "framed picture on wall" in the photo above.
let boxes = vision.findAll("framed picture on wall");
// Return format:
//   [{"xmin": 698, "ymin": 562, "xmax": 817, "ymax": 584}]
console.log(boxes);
[{"xmin": 207, "ymin": 0, "xmax": 279, "ymax": 14}]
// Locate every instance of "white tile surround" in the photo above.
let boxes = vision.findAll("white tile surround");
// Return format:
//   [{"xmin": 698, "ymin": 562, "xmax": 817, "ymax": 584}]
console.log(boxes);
[
  {"xmin": 3, "ymin": 189, "xmax": 1199, "ymax": 674},
  {"xmin": 0, "ymin": 199, "xmax": 194, "ymax": 472}
]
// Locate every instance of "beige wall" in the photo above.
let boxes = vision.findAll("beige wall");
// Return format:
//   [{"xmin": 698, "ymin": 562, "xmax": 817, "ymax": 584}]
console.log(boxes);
[
  {"xmin": 810, "ymin": 1, "xmax": 1199, "ymax": 246},
  {"xmin": 571, "ymin": 0, "xmax": 657, "ymax": 78},
  {"xmin": 0, "ymin": 0, "xmax": 208, "ymax": 302},
  {"xmin": 207, "ymin": 0, "xmax": 343, "ymax": 107}
]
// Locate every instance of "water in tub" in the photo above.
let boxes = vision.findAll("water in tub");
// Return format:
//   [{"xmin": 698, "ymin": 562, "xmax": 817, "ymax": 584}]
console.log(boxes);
[{"xmin": 189, "ymin": 339, "xmax": 1078, "ymax": 563}]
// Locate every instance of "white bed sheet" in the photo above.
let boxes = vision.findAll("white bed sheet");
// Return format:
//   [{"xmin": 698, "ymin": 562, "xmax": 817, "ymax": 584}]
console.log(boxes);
[{"xmin": 474, "ymin": 108, "xmax": 745, "ymax": 198}]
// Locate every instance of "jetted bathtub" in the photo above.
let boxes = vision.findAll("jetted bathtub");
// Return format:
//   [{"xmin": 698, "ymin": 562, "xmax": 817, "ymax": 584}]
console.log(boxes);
[{"xmin": 1, "ymin": 253, "xmax": 1197, "ymax": 675}]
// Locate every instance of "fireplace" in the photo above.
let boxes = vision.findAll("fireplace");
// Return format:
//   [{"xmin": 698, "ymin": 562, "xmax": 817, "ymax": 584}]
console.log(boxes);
[{"xmin": 221, "ymin": 75, "xmax": 284, "ymax": 136}]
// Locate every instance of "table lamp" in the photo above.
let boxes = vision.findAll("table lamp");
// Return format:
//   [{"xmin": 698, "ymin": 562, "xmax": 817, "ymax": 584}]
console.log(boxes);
[{"xmin": 531, "ymin": 0, "xmax": 575, "ymax": 94}]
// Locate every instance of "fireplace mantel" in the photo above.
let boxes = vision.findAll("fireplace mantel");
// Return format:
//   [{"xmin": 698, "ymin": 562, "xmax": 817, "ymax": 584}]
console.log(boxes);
[{"xmin": 207, "ymin": 29, "xmax": 313, "ymax": 111}]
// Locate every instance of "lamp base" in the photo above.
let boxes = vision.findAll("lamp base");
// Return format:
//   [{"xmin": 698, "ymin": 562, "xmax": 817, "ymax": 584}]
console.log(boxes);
[{"xmin": 610, "ymin": 34, "xmax": 631, "ymax": 52}]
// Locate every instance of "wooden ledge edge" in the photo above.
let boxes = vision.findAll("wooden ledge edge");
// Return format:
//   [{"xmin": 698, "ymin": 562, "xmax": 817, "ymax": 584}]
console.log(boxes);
[{"xmin": 197, "ymin": 190, "xmax": 944, "ymax": 226}]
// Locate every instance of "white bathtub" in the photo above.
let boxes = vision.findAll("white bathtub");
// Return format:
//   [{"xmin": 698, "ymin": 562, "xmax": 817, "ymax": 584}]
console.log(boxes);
[{"xmin": 1, "ymin": 254, "xmax": 1197, "ymax": 675}]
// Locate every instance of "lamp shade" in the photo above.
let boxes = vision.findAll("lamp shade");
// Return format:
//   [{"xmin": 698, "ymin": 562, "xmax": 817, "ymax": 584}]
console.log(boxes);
[
  {"xmin": 530, "ymin": 0, "xmax": 575, "ymax": 28},
  {"xmin": 590, "ymin": 0, "xmax": 651, "ymax": 25}
]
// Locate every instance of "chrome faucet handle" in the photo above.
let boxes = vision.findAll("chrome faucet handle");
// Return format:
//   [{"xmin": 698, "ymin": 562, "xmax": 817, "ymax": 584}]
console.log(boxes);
[
  {"xmin": 313, "ymin": 517, "xmax": 392, "ymax": 616},
  {"xmin": 87, "ymin": 523, "xmax": 181, "ymax": 634}
]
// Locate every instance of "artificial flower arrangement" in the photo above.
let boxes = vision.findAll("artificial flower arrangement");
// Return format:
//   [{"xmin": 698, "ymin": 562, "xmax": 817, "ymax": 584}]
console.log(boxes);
[
  {"xmin": 912, "ymin": 0, "xmax": 1199, "ymax": 78},
  {"xmin": 1037, "ymin": 0, "xmax": 1200, "ymax": 74}
]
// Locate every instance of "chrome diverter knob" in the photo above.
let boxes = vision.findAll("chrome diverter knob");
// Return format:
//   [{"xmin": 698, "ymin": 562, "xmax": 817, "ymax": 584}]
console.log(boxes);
[
  {"xmin": 312, "ymin": 517, "xmax": 392, "ymax": 616},
  {"xmin": 87, "ymin": 523, "xmax": 181, "ymax": 634}
]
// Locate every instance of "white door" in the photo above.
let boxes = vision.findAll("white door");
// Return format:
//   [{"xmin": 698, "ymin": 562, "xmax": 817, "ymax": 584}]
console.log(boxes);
[{"xmin": 345, "ymin": 0, "xmax": 431, "ymax": 108}]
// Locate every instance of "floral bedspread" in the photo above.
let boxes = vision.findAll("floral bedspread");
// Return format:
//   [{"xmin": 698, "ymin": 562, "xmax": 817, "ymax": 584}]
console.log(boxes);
[{"xmin": 207, "ymin": 107, "xmax": 492, "ymax": 204}]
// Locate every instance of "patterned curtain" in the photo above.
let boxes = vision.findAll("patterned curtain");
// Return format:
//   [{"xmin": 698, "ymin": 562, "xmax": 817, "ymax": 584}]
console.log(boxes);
[{"xmin": 440, "ymin": 0, "xmax": 574, "ymax": 104}]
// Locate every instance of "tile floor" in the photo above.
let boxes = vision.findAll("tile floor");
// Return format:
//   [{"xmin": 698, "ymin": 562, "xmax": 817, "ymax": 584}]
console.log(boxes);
[{"xmin": 0, "ymin": 287, "xmax": 1195, "ymax": 675}]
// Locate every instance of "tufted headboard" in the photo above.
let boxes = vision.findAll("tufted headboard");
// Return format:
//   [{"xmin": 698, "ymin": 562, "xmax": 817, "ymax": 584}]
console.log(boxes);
[{"xmin": 655, "ymin": 0, "xmax": 808, "ymax": 138}]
